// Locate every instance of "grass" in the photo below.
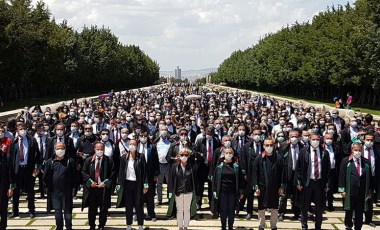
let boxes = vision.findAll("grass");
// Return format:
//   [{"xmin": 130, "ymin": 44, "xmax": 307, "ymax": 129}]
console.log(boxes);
[{"xmin": 0, "ymin": 92, "xmax": 97, "ymax": 112}]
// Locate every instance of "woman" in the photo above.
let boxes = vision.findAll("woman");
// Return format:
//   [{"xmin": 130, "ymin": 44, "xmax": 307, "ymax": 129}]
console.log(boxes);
[
  {"xmin": 116, "ymin": 139, "xmax": 148, "ymax": 230},
  {"xmin": 212, "ymin": 148, "xmax": 244, "ymax": 230},
  {"xmin": 166, "ymin": 148, "xmax": 198, "ymax": 230}
]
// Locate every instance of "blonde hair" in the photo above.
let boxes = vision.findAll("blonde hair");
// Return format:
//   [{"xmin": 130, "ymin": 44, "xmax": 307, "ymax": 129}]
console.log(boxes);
[{"xmin": 178, "ymin": 148, "xmax": 191, "ymax": 156}]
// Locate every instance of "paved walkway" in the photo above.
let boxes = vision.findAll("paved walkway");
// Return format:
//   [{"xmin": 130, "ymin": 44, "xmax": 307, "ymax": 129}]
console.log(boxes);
[{"xmin": 7, "ymin": 181, "xmax": 380, "ymax": 230}]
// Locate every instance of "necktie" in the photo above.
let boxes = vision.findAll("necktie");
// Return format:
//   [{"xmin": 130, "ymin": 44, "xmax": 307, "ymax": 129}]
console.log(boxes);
[
  {"xmin": 208, "ymin": 140, "xmax": 212, "ymax": 164},
  {"xmin": 59, "ymin": 137, "xmax": 62, "ymax": 143},
  {"xmin": 255, "ymin": 143, "xmax": 259, "ymax": 155},
  {"xmin": 314, "ymin": 149, "xmax": 319, "ymax": 179},
  {"xmin": 95, "ymin": 157, "xmax": 101, "ymax": 184},
  {"xmin": 356, "ymin": 160, "xmax": 360, "ymax": 176},
  {"xmin": 20, "ymin": 138, "xmax": 24, "ymax": 162}
]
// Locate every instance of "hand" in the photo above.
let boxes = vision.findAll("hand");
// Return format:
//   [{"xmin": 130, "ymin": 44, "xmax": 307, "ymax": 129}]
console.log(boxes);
[
  {"xmin": 116, "ymin": 185, "xmax": 121, "ymax": 191},
  {"xmin": 168, "ymin": 193, "xmax": 172, "ymax": 199},
  {"xmin": 244, "ymin": 176, "xmax": 248, "ymax": 181},
  {"xmin": 91, "ymin": 182, "xmax": 98, "ymax": 187},
  {"xmin": 367, "ymin": 193, "xmax": 372, "ymax": 200},
  {"xmin": 341, "ymin": 192, "xmax": 346, "ymax": 198},
  {"xmin": 256, "ymin": 189, "xmax": 261, "ymax": 196},
  {"xmin": 154, "ymin": 176, "xmax": 158, "ymax": 182},
  {"xmin": 297, "ymin": 185, "xmax": 303, "ymax": 191},
  {"xmin": 97, "ymin": 182, "xmax": 106, "ymax": 188},
  {"xmin": 239, "ymin": 194, "xmax": 244, "ymax": 200},
  {"xmin": 7, "ymin": 189, "xmax": 13, "ymax": 197},
  {"xmin": 1, "ymin": 145, "xmax": 6, "ymax": 152},
  {"xmin": 143, "ymin": 188, "xmax": 148, "ymax": 194},
  {"xmin": 33, "ymin": 169, "xmax": 40, "ymax": 177},
  {"xmin": 325, "ymin": 187, "xmax": 330, "ymax": 192},
  {"xmin": 278, "ymin": 188, "xmax": 284, "ymax": 196}
]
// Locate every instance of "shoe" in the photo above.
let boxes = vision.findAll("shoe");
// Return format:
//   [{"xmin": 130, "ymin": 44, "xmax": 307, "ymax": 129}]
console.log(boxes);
[
  {"xmin": 126, "ymin": 226, "xmax": 132, "ymax": 230},
  {"xmin": 9, "ymin": 213, "xmax": 19, "ymax": 219},
  {"xmin": 133, "ymin": 214, "xmax": 137, "ymax": 221},
  {"xmin": 152, "ymin": 217, "xmax": 157, "ymax": 222},
  {"xmin": 212, "ymin": 214, "xmax": 218, "ymax": 219},
  {"xmin": 29, "ymin": 212, "xmax": 36, "ymax": 218},
  {"xmin": 365, "ymin": 221, "xmax": 376, "ymax": 227},
  {"xmin": 138, "ymin": 226, "xmax": 144, "ymax": 230},
  {"xmin": 292, "ymin": 215, "xmax": 300, "ymax": 220},
  {"xmin": 278, "ymin": 214, "xmax": 284, "ymax": 221},
  {"xmin": 197, "ymin": 204, "xmax": 201, "ymax": 211},
  {"xmin": 156, "ymin": 201, "xmax": 163, "ymax": 206},
  {"xmin": 327, "ymin": 206, "xmax": 335, "ymax": 211},
  {"xmin": 245, "ymin": 213, "xmax": 252, "ymax": 220}
]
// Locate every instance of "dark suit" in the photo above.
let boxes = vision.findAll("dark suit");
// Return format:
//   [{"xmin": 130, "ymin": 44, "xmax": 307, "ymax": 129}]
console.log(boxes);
[
  {"xmin": 9, "ymin": 135, "xmax": 41, "ymax": 215},
  {"xmin": 340, "ymin": 128, "xmax": 358, "ymax": 158},
  {"xmin": 324, "ymin": 144, "xmax": 341, "ymax": 209},
  {"xmin": 363, "ymin": 147, "xmax": 378, "ymax": 223},
  {"xmin": 296, "ymin": 146, "xmax": 330, "ymax": 230},
  {"xmin": 232, "ymin": 135, "xmax": 250, "ymax": 158},
  {"xmin": 0, "ymin": 137, "xmax": 12, "ymax": 229},
  {"xmin": 45, "ymin": 135, "xmax": 75, "ymax": 160}
]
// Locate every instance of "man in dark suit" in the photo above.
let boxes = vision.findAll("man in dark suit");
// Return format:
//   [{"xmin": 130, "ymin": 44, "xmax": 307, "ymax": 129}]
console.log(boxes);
[
  {"xmin": 340, "ymin": 117, "xmax": 360, "ymax": 158},
  {"xmin": 231, "ymin": 125, "xmax": 250, "ymax": 158},
  {"xmin": 240, "ymin": 128, "xmax": 262, "ymax": 220},
  {"xmin": 296, "ymin": 133, "xmax": 330, "ymax": 230},
  {"xmin": 339, "ymin": 142, "xmax": 373, "ymax": 230},
  {"xmin": 45, "ymin": 123, "xmax": 75, "ymax": 160},
  {"xmin": 9, "ymin": 123, "xmax": 41, "ymax": 218},
  {"xmin": 82, "ymin": 142, "xmax": 114, "ymax": 230},
  {"xmin": 138, "ymin": 131, "xmax": 159, "ymax": 221},
  {"xmin": 194, "ymin": 126, "xmax": 221, "ymax": 210}
]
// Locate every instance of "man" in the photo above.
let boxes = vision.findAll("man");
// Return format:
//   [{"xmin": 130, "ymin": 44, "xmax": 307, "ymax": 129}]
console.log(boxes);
[
  {"xmin": 279, "ymin": 130, "xmax": 303, "ymax": 221},
  {"xmin": 166, "ymin": 128, "xmax": 193, "ymax": 165},
  {"xmin": 92, "ymin": 112, "xmax": 111, "ymax": 137},
  {"xmin": 324, "ymin": 133, "xmax": 341, "ymax": 211},
  {"xmin": 296, "ymin": 133, "xmax": 330, "ymax": 230},
  {"xmin": 155, "ymin": 126, "xmax": 171, "ymax": 205},
  {"xmin": 330, "ymin": 109, "xmax": 345, "ymax": 135},
  {"xmin": 77, "ymin": 125, "xmax": 97, "ymax": 159},
  {"xmin": 339, "ymin": 142, "xmax": 373, "ymax": 230},
  {"xmin": 340, "ymin": 117, "xmax": 360, "ymax": 158},
  {"xmin": 34, "ymin": 123, "xmax": 48, "ymax": 199},
  {"xmin": 45, "ymin": 123, "xmax": 75, "ymax": 160},
  {"xmin": 82, "ymin": 142, "xmax": 114, "ymax": 230},
  {"xmin": 0, "ymin": 126, "xmax": 13, "ymax": 229},
  {"xmin": 252, "ymin": 138, "xmax": 285, "ymax": 230},
  {"xmin": 138, "ymin": 131, "xmax": 159, "ymax": 221},
  {"xmin": 43, "ymin": 142, "xmax": 76, "ymax": 230},
  {"xmin": 9, "ymin": 123, "xmax": 41, "ymax": 218},
  {"xmin": 362, "ymin": 134, "xmax": 377, "ymax": 227},
  {"xmin": 194, "ymin": 126, "xmax": 221, "ymax": 210},
  {"xmin": 240, "ymin": 129, "xmax": 262, "ymax": 220},
  {"xmin": 232, "ymin": 125, "xmax": 250, "ymax": 158}
]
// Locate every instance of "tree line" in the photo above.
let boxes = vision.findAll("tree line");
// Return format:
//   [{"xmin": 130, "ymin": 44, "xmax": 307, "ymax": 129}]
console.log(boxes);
[
  {"xmin": 0, "ymin": 0, "xmax": 160, "ymax": 101},
  {"xmin": 211, "ymin": 0, "xmax": 380, "ymax": 107}
]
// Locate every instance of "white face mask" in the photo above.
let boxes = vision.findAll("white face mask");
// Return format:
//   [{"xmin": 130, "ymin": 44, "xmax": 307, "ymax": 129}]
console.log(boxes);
[
  {"xmin": 223, "ymin": 141, "xmax": 231, "ymax": 148},
  {"xmin": 327, "ymin": 129, "xmax": 335, "ymax": 134},
  {"xmin": 302, "ymin": 136, "xmax": 309, "ymax": 143},
  {"xmin": 45, "ymin": 115, "xmax": 51, "ymax": 120},
  {"xmin": 101, "ymin": 134, "xmax": 109, "ymax": 142},
  {"xmin": 351, "ymin": 121, "xmax": 357, "ymax": 128},
  {"xmin": 252, "ymin": 135, "xmax": 261, "ymax": 142},
  {"xmin": 93, "ymin": 118, "xmax": 99, "ymax": 124},
  {"xmin": 238, "ymin": 130, "xmax": 245, "ymax": 137},
  {"xmin": 165, "ymin": 119, "xmax": 171, "ymax": 124},
  {"xmin": 224, "ymin": 154, "xmax": 233, "ymax": 161},
  {"xmin": 126, "ymin": 117, "xmax": 132, "ymax": 122},
  {"xmin": 206, "ymin": 135, "xmax": 212, "ymax": 140},
  {"xmin": 264, "ymin": 146, "xmax": 274, "ymax": 154},
  {"xmin": 85, "ymin": 131, "xmax": 92, "ymax": 137},
  {"xmin": 0, "ymin": 133, "xmax": 4, "ymax": 139},
  {"xmin": 180, "ymin": 156, "xmax": 188, "ymax": 163},
  {"xmin": 95, "ymin": 150, "xmax": 104, "ymax": 157},
  {"xmin": 310, "ymin": 140, "xmax": 320, "ymax": 148},
  {"xmin": 18, "ymin": 130, "xmax": 27, "ymax": 137},
  {"xmin": 365, "ymin": 141, "xmax": 374, "ymax": 148},
  {"xmin": 56, "ymin": 130, "xmax": 64, "ymax": 137},
  {"xmin": 290, "ymin": 137, "xmax": 299, "ymax": 145},
  {"xmin": 160, "ymin": 131, "xmax": 168, "ymax": 138},
  {"xmin": 325, "ymin": 139, "xmax": 333, "ymax": 146},
  {"xmin": 71, "ymin": 127, "xmax": 78, "ymax": 133},
  {"xmin": 121, "ymin": 133, "xmax": 128, "ymax": 139},
  {"xmin": 55, "ymin": 149, "xmax": 65, "ymax": 157},
  {"xmin": 129, "ymin": 145, "xmax": 137, "ymax": 152},
  {"xmin": 180, "ymin": 136, "xmax": 187, "ymax": 142},
  {"xmin": 353, "ymin": 150, "xmax": 361, "ymax": 159}
]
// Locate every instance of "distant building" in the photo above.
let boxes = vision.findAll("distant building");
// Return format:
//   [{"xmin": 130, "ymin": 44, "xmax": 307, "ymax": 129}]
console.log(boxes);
[{"xmin": 175, "ymin": 66, "xmax": 181, "ymax": 80}]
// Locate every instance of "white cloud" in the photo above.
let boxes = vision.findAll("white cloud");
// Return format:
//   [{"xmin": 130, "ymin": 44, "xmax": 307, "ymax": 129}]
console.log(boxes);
[{"xmin": 32, "ymin": 0, "xmax": 355, "ymax": 70}]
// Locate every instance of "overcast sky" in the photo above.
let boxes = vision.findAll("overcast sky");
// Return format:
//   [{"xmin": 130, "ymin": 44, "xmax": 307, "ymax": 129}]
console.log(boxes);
[{"xmin": 33, "ymin": 0, "xmax": 355, "ymax": 71}]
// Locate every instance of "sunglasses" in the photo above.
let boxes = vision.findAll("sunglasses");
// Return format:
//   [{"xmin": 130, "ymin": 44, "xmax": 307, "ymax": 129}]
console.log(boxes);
[{"xmin": 180, "ymin": 154, "xmax": 189, "ymax": 157}]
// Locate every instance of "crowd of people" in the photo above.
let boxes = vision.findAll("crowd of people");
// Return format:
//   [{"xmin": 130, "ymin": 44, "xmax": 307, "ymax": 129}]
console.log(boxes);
[{"xmin": 0, "ymin": 83, "xmax": 379, "ymax": 230}]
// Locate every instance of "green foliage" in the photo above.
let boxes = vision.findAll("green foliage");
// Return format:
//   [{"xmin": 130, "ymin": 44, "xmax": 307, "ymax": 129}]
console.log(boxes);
[
  {"xmin": 212, "ymin": 0, "xmax": 380, "ymax": 107},
  {"xmin": 0, "ymin": 0, "xmax": 159, "ymax": 101}
]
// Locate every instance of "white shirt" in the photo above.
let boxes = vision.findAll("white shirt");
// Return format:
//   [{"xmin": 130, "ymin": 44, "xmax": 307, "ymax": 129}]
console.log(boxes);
[
  {"xmin": 354, "ymin": 158, "xmax": 362, "ymax": 176},
  {"xmin": 310, "ymin": 148, "xmax": 322, "ymax": 180},
  {"xmin": 205, "ymin": 138, "xmax": 213, "ymax": 164},
  {"xmin": 95, "ymin": 157, "xmax": 103, "ymax": 184},
  {"xmin": 139, "ymin": 143, "xmax": 148, "ymax": 163},
  {"xmin": 364, "ymin": 147, "xmax": 375, "ymax": 176},
  {"xmin": 326, "ymin": 145, "xmax": 336, "ymax": 169},
  {"xmin": 126, "ymin": 158, "xmax": 136, "ymax": 181},
  {"xmin": 291, "ymin": 144, "xmax": 299, "ymax": 170},
  {"xmin": 57, "ymin": 136, "xmax": 65, "ymax": 143},
  {"xmin": 19, "ymin": 137, "xmax": 29, "ymax": 165},
  {"xmin": 118, "ymin": 140, "xmax": 129, "ymax": 156},
  {"xmin": 103, "ymin": 141, "xmax": 113, "ymax": 157},
  {"xmin": 34, "ymin": 134, "xmax": 47, "ymax": 159},
  {"xmin": 349, "ymin": 127, "xmax": 358, "ymax": 141},
  {"xmin": 156, "ymin": 139, "xmax": 170, "ymax": 163}
]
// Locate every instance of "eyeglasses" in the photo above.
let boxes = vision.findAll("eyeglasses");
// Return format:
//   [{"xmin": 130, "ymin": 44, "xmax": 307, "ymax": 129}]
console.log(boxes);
[
  {"xmin": 180, "ymin": 154, "xmax": 189, "ymax": 157},
  {"xmin": 264, "ymin": 144, "xmax": 274, "ymax": 147},
  {"xmin": 179, "ymin": 133, "xmax": 187, "ymax": 136}
]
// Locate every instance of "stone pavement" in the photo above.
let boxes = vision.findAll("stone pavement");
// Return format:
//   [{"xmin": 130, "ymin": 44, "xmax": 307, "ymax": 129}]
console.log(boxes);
[{"xmin": 6, "ymin": 180, "xmax": 380, "ymax": 230}]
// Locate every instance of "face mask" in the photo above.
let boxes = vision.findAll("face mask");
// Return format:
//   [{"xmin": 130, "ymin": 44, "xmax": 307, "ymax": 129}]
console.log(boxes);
[
  {"xmin": 56, "ymin": 130, "xmax": 64, "ymax": 137},
  {"xmin": 310, "ymin": 140, "xmax": 320, "ymax": 148},
  {"xmin": 215, "ymin": 124, "xmax": 222, "ymax": 129},
  {"xmin": 332, "ymin": 114, "xmax": 338, "ymax": 118},
  {"xmin": 302, "ymin": 136, "xmax": 309, "ymax": 143},
  {"xmin": 160, "ymin": 131, "xmax": 168, "ymax": 138},
  {"xmin": 180, "ymin": 136, "xmax": 187, "ymax": 142},
  {"xmin": 353, "ymin": 151, "xmax": 361, "ymax": 159},
  {"xmin": 70, "ymin": 112, "xmax": 75, "ymax": 117},
  {"xmin": 238, "ymin": 130, "xmax": 245, "ymax": 137},
  {"xmin": 206, "ymin": 135, "xmax": 212, "ymax": 140},
  {"xmin": 264, "ymin": 147, "xmax": 274, "ymax": 154},
  {"xmin": 165, "ymin": 119, "xmax": 171, "ymax": 124},
  {"xmin": 101, "ymin": 134, "xmax": 109, "ymax": 142},
  {"xmin": 44, "ymin": 126, "xmax": 49, "ymax": 131},
  {"xmin": 224, "ymin": 141, "xmax": 231, "ymax": 148},
  {"xmin": 279, "ymin": 120, "xmax": 285, "ymax": 126},
  {"xmin": 140, "ymin": 137, "xmax": 147, "ymax": 144},
  {"xmin": 32, "ymin": 116, "xmax": 38, "ymax": 121},
  {"xmin": 290, "ymin": 137, "xmax": 299, "ymax": 145},
  {"xmin": 93, "ymin": 118, "xmax": 99, "ymax": 124},
  {"xmin": 19, "ymin": 130, "xmax": 26, "ymax": 137},
  {"xmin": 137, "ymin": 120, "xmax": 142, "ymax": 124},
  {"xmin": 325, "ymin": 139, "xmax": 333, "ymax": 146},
  {"xmin": 312, "ymin": 128, "xmax": 319, "ymax": 133},
  {"xmin": 95, "ymin": 150, "xmax": 104, "ymax": 157},
  {"xmin": 180, "ymin": 156, "xmax": 188, "ymax": 163},
  {"xmin": 277, "ymin": 136, "xmax": 285, "ymax": 142},
  {"xmin": 71, "ymin": 127, "xmax": 78, "ymax": 133},
  {"xmin": 129, "ymin": 145, "xmax": 137, "ymax": 152},
  {"xmin": 351, "ymin": 121, "xmax": 357, "ymax": 128},
  {"xmin": 252, "ymin": 135, "xmax": 261, "ymax": 142},
  {"xmin": 224, "ymin": 154, "xmax": 233, "ymax": 160},
  {"xmin": 0, "ymin": 133, "xmax": 4, "ymax": 139},
  {"xmin": 319, "ymin": 121, "xmax": 325, "ymax": 126},
  {"xmin": 55, "ymin": 149, "xmax": 65, "ymax": 157},
  {"xmin": 149, "ymin": 117, "xmax": 155, "ymax": 122},
  {"xmin": 126, "ymin": 117, "xmax": 132, "ymax": 122},
  {"xmin": 156, "ymin": 116, "xmax": 161, "ymax": 120},
  {"xmin": 85, "ymin": 131, "xmax": 92, "ymax": 137},
  {"xmin": 45, "ymin": 115, "xmax": 51, "ymax": 120},
  {"xmin": 121, "ymin": 133, "xmax": 128, "ymax": 139},
  {"xmin": 365, "ymin": 141, "xmax": 374, "ymax": 148},
  {"xmin": 327, "ymin": 129, "xmax": 335, "ymax": 134},
  {"xmin": 298, "ymin": 124, "xmax": 305, "ymax": 129},
  {"xmin": 185, "ymin": 125, "xmax": 191, "ymax": 131}
]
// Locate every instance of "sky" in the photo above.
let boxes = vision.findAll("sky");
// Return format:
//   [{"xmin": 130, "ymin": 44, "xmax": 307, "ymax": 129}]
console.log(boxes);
[{"xmin": 33, "ymin": 0, "xmax": 355, "ymax": 71}]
